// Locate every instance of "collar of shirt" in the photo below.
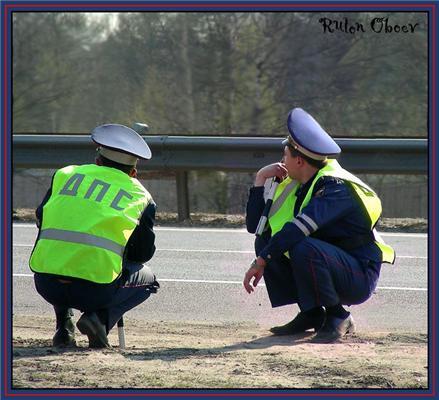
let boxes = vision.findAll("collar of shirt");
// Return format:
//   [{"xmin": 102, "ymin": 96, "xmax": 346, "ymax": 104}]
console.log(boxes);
[
  {"xmin": 295, "ymin": 171, "xmax": 319, "ymax": 198},
  {"xmin": 294, "ymin": 171, "xmax": 319, "ymax": 216}
]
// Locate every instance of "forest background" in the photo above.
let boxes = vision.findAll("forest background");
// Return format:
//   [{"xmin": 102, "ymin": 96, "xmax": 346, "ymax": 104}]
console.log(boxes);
[{"xmin": 12, "ymin": 12, "xmax": 428, "ymax": 217}]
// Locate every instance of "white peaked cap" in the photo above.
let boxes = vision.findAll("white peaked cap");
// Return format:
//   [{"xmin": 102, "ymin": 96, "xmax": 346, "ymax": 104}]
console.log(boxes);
[{"xmin": 91, "ymin": 123, "xmax": 152, "ymax": 165}]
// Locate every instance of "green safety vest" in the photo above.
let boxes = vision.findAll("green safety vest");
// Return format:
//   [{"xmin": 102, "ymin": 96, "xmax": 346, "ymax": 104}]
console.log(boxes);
[
  {"xmin": 267, "ymin": 159, "xmax": 395, "ymax": 264},
  {"xmin": 30, "ymin": 164, "xmax": 153, "ymax": 283}
]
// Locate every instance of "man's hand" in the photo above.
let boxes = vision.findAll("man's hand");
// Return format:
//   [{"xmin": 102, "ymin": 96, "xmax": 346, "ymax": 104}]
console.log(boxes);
[
  {"xmin": 254, "ymin": 163, "xmax": 288, "ymax": 186},
  {"xmin": 243, "ymin": 257, "xmax": 267, "ymax": 294}
]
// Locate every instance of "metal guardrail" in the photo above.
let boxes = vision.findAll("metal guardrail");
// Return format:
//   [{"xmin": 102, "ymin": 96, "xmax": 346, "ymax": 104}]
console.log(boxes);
[
  {"xmin": 13, "ymin": 135, "xmax": 427, "ymax": 173},
  {"xmin": 12, "ymin": 135, "xmax": 428, "ymax": 220}
]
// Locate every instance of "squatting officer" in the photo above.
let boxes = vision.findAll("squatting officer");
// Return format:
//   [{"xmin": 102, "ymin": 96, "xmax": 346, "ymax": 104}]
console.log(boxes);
[
  {"xmin": 243, "ymin": 108, "xmax": 395, "ymax": 343},
  {"xmin": 29, "ymin": 124, "xmax": 159, "ymax": 348}
]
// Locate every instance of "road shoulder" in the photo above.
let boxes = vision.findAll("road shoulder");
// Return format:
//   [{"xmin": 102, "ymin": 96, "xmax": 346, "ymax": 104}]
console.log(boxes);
[{"xmin": 13, "ymin": 315, "xmax": 428, "ymax": 389}]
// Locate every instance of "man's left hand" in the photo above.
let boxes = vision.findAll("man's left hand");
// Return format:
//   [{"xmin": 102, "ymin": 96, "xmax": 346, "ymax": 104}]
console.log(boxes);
[{"xmin": 243, "ymin": 257, "xmax": 267, "ymax": 294}]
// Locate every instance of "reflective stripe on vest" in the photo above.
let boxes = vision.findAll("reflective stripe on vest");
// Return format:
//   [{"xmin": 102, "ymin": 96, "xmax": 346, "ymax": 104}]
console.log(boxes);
[
  {"xmin": 39, "ymin": 228, "xmax": 125, "ymax": 256},
  {"xmin": 30, "ymin": 164, "xmax": 152, "ymax": 283},
  {"xmin": 267, "ymin": 159, "xmax": 395, "ymax": 264}
]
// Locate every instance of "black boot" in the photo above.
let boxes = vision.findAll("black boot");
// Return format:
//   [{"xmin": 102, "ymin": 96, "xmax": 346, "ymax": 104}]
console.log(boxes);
[
  {"xmin": 270, "ymin": 308, "xmax": 325, "ymax": 336},
  {"xmin": 53, "ymin": 307, "xmax": 76, "ymax": 347},
  {"xmin": 76, "ymin": 312, "xmax": 110, "ymax": 349},
  {"xmin": 312, "ymin": 313, "xmax": 355, "ymax": 343}
]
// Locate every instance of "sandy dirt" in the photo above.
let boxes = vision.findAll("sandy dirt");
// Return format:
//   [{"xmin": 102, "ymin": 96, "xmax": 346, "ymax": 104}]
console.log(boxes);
[{"xmin": 12, "ymin": 315, "xmax": 428, "ymax": 390}]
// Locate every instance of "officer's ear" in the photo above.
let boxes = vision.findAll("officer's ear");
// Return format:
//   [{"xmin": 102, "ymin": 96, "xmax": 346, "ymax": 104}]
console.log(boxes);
[
  {"xmin": 95, "ymin": 156, "xmax": 103, "ymax": 166},
  {"xmin": 129, "ymin": 167, "xmax": 137, "ymax": 178}
]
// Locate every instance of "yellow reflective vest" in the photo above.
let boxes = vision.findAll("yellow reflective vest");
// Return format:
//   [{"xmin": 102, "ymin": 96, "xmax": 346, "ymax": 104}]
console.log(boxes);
[
  {"xmin": 30, "ymin": 164, "xmax": 153, "ymax": 283},
  {"xmin": 267, "ymin": 159, "xmax": 395, "ymax": 264}
]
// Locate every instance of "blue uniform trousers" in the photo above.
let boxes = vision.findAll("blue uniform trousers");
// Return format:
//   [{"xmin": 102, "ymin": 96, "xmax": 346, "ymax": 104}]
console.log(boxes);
[
  {"xmin": 256, "ymin": 234, "xmax": 380, "ymax": 311},
  {"xmin": 34, "ymin": 261, "xmax": 159, "ymax": 332}
]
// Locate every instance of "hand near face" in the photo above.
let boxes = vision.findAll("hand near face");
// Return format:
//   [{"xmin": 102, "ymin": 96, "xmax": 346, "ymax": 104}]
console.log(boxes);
[{"xmin": 254, "ymin": 163, "xmax": 288, "ymax": 186}]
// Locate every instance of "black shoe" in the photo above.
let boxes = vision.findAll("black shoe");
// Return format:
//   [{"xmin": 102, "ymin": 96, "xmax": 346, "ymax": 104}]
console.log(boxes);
[
  {"xmin": 52, "ymin": 317, "xmax": 76, "ymax": 347},
  {"xmin": 270, "ymin": 311, "xmax": 325, "ymax": 336},
  {"xmin": 312, "ymin": 314, "xmax": 355, "ymax": 343},
  {"xmin": 76, "ymin": 312, "xmax": 110, "ymax": 349}
]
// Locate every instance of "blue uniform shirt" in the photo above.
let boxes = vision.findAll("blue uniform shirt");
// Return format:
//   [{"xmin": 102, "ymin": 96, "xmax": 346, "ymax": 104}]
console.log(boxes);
[{"xmin": 246, "ymin": 175, "xmax": 382, "ymax": 273}]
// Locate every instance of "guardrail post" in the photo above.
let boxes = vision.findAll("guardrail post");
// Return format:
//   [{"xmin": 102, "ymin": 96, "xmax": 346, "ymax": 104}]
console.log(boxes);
[{"xmin": 176, "ymin": 171, "xmax": 190, "ymax": 221}]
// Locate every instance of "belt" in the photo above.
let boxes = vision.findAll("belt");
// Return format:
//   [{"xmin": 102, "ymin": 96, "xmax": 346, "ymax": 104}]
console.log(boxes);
[{"xmin": 57, "ymin": 278, "xmax": 72, "ymax": 284}]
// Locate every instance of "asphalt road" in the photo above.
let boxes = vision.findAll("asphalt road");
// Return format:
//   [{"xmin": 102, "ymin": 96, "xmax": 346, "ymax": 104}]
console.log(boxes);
[{"xmin": 12, "ymin": 223, "xmax": 428, "ymax": 333}]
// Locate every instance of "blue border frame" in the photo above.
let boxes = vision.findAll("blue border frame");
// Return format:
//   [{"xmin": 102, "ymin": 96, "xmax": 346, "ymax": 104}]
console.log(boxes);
[{"xmin": 1, "ymin": 1, "xmax": 437, "ymax": 399}]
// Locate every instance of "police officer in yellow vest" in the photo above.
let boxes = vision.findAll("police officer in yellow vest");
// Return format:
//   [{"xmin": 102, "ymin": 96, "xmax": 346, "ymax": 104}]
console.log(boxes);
[
  {"xmin": 244, "ymin": 108, "xmax": 395, "ymax": 343},
  {"xmin": 29, "ymin": 124, "xmax": 159, "ymax": 348}
]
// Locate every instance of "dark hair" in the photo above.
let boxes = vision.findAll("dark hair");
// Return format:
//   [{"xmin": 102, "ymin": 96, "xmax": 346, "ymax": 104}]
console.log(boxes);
[
  {"xmin": 96, "ymin": 154, "xmax": 135, "ymax": 175},
  {"xmin": 287, "ymin": 145, "xmax": 327, "ymax": 169}
]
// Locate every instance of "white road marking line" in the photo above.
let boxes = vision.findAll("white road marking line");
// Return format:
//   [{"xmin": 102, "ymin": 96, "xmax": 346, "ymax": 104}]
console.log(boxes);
[
  {"xmin": 12, "ymin": 224, "xmax": 248, "ymax": 233},
  {"xmin": 380, "ymin": 232, "xmax": 428, "ymax": 238},
  {"xmin": 13, "ymin": 244, "xmax": 253, "ymax": 253},
  {"xmin": 11, "ymin": 244, "xmax": 427, "ymax": 259},
  {"xmin": 12, "ymin": 223, "xmax": 428, "ymax": 237},
  {"xmin": 159, "ymin": 248, "xmax": 253, "ymax": 254},
  {"xmin": 396, "ymin": 256, "xmax": 428, "ymax": 260},
  {"xmin": 12, "ymin": 273, "xmax": 427, "ymax": 291},
  {"xmin": 157, "ymin": 227, "xmax": 249, "ymax": 233},
  {"xmin": 375, "ymin": 286, "xmax": 428, "ymax": 292}
]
